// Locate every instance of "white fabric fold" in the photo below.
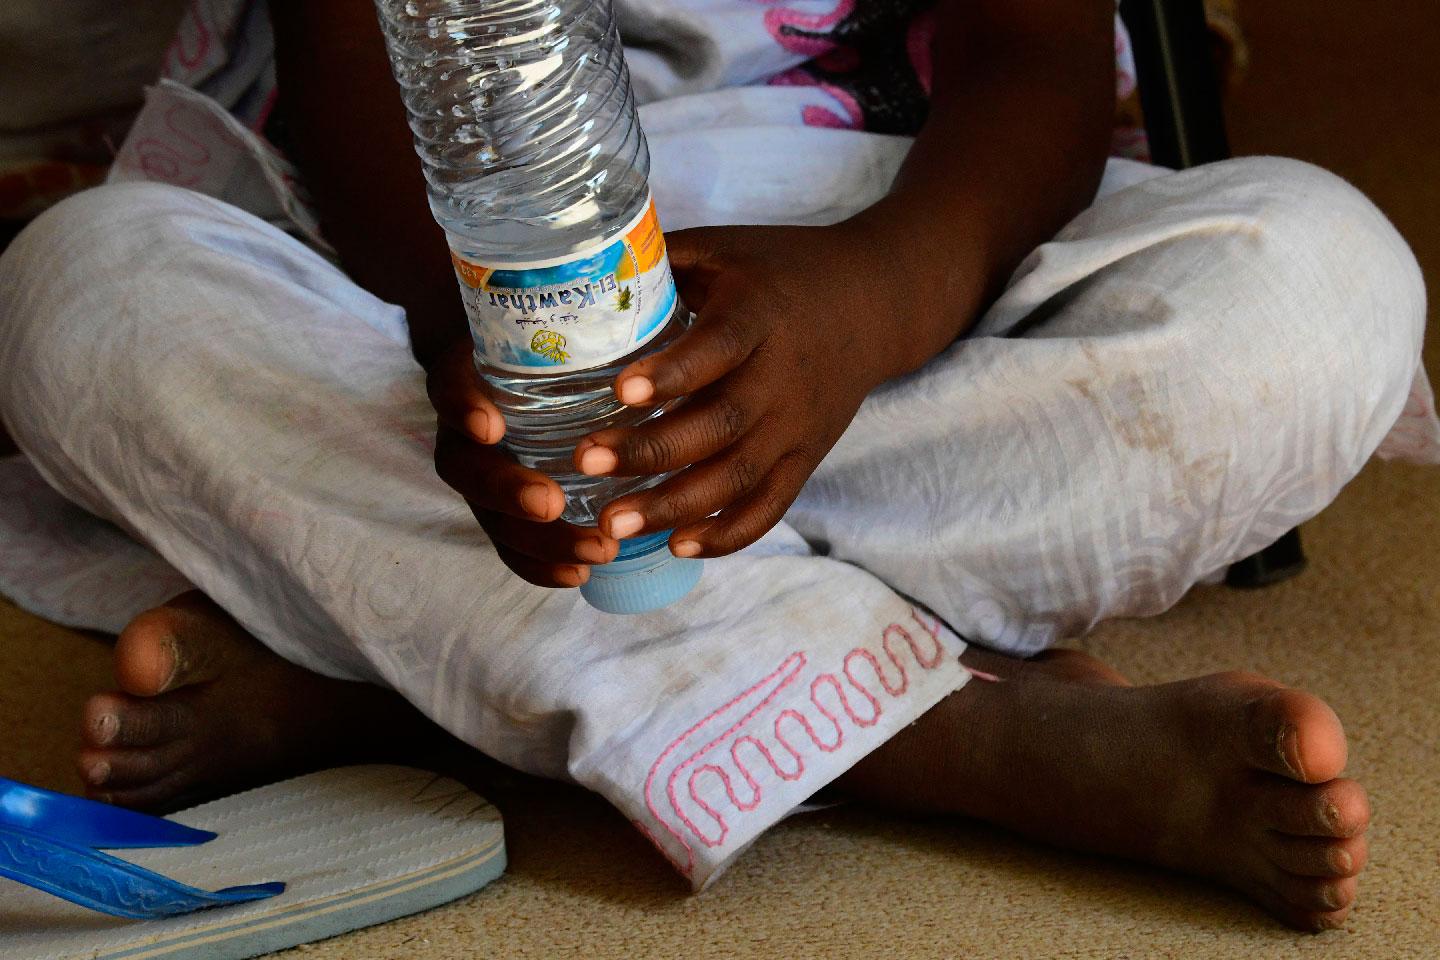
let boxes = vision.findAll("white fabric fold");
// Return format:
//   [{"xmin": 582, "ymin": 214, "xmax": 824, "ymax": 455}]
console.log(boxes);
[{"xmin": 1, "ymin": 0, "xmax": 1435, "ymax": 890}]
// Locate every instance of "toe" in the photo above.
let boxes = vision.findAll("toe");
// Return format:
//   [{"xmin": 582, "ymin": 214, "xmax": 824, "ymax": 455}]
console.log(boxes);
[
  {"xmin": 115, "ymin": 598, "xmax": 230, "ymax": 696},
  {"xmin": 82, "ymin": 693, "xmax": 193, "ymax": 748},
  {"xmin": 1258, "ymin": 777, "xmax": 1371, "ymax": 838},
  {"xmin": 1268, "ymin": 869, "xmax": 1358, "ymax": 915},
  {"xmin": 1276, "ymin": 899, "xmax": 1354, "ymax": 933},
  {"xmin": 78, "ymin": 740, "xmax": 195, "ymax": 792},
  {"xmin": 1239, "ymin": 875, "xmax": 1353, "ymax": 933},
  {"xmin": 81, "ymin": 694, "xmax": 124, "ymax": 747},
  {"xmin": 1263, "ymin": 831, "xmax": 1368, "ymax": 877},
  {"xmin": 1244, "ymin": 687, "xmax": 1347, "ymax": 783},
  {"xmin": 114, "ymin": 607, "xmax": 185, "ymax": 695},
  {"xmin": 91, "ymin": 768, "xmax": 201, "ymax": 812}
]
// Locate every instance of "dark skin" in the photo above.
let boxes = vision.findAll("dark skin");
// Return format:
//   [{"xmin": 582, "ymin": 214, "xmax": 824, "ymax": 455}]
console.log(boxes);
[
  {"xmin": 272, "ymin": 0, "xmax": 1114, "ymax": 587},
  {"xmin": 65, "ymin": 10, "xmax": 1378, "ymax": 928}
]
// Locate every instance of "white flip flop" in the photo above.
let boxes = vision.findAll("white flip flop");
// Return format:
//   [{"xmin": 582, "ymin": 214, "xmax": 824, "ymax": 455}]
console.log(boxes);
[{"xmin": 0, "ymin": 765, "xmax": 505, "ymax": 960}]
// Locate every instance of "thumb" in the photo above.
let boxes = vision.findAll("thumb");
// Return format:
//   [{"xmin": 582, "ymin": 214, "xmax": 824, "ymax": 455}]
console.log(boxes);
[
  {"xmin": 663, "ymin": 225, "xmax": 738, "ymax": 309},
  {"xmin": 663, "ymin": 225, "xmax": 735, "ymax": 271}
]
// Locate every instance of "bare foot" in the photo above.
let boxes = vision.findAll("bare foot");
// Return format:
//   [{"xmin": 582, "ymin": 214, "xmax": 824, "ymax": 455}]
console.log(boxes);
[
  {"xmin": 78, "ymin": 591, "xmax": 441, "ymax": 809},
  {"xmin": 839, "ymin": 647, "xmax": 1370, "ymax": 932}
]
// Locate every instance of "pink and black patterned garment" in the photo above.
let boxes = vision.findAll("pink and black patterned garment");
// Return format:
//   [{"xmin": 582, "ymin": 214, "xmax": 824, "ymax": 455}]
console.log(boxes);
[
  {"xmin": 1, "ymin": 0, "xmax": 1153, "ymax": 228},
  {"xmin": 617, "ymin": 0, "xmax": 1146, "ymax": 157},
  {"xmin": 770, "ymin": 0, "xmax": 1145, "ymax": 155},
  {"xmin": 758, "ymin": 0, "xmax": 941, "ymax": 134}
]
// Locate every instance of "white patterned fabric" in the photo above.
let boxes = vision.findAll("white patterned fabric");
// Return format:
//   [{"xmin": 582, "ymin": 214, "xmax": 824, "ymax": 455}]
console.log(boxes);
[
  {"xmin": 109, "ymin": 80, "xmax": 330, "ymax": 252},
  {"xmin": 0, "ymin": 118, "xmax": 1432, "ymax": 885}
]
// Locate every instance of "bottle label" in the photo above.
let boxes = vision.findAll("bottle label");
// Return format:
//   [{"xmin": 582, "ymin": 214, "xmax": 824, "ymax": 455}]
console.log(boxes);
[{"xmin": 450, "ymin": 195, "xmax": 678, "ymax": 374}]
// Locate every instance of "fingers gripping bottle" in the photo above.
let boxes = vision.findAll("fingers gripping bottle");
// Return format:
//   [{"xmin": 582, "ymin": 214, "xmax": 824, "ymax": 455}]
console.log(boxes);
[{"xmin": 375, "ymin": 0, "xmax": 701, "ymax": 613}]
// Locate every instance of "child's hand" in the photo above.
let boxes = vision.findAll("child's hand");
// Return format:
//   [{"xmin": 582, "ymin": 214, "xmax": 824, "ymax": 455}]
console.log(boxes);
[
  {"xmin": 427, "ymin": 338, "xmax": 620, "ymax": 587},
  {"xmin": 576, "ymin": 223, "xmax": 908, "ymax": 559}
]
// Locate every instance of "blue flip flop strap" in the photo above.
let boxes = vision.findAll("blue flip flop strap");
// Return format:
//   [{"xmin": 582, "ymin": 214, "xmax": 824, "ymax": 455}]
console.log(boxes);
[
  {"xmin": 0, "ymin": 776, "xmax": 215, "ymax": 849},
  {"xmin": 0, "ymin": 824, "xmax": 284, "ymax": 920}
]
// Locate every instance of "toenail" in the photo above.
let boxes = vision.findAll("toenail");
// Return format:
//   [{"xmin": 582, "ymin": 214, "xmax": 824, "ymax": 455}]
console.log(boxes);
[
  {"xmin": 87, "ymin": 760, "xmax": 111, "ymax": 785},
  {"xmin": 1321, "ymin": 885, "xmax": 1345, "ymax": 910},
  {"xmin": 1333, "ymin": 848, "xmax": 1353, "ymax": 874},
  {"xmin": 93, "ymin": 712, "xmax": 119, "ymax": 744},
  {"xmin": 1324, "ymin": 801, "xmax": 1343, "ymax": 829},
  {"xmin": 1275, "ymin": 723, "xmax": 1304, "ymax": 778},
  {"xmin": 160, "ymin": 634, "xmax": 184, "ymax": 689}
]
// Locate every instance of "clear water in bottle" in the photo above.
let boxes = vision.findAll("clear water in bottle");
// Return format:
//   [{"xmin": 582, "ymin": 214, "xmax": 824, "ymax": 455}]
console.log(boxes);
[{"xmin": 375, "ymin": 0, "xmax": 702, "ymax": 612}]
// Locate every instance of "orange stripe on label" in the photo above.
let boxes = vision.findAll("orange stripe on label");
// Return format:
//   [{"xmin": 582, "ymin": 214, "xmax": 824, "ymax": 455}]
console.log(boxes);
[
  {"xmin": 451, "ymin": 251, "xmax": 493, "ymax": 290},
  {"xmin": 626, "ymin": 200, "xmax": 667, "ymax": 275}
]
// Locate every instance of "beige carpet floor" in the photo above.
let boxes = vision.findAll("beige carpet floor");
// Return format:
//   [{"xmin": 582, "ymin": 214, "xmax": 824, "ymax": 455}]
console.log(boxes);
[{"xmin": 2, "ymin": 1, "xmax": 1437, "ymax": 957}]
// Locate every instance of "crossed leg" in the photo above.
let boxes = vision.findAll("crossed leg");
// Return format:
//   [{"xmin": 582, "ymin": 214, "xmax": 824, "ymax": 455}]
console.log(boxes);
[
  {"xmin": 80, "ymin": 589, "xmax": 1369, "ymax": 930},
  {"xmin": 4, "ymin": 152, "xmax": 1424, "ymax": 929}
]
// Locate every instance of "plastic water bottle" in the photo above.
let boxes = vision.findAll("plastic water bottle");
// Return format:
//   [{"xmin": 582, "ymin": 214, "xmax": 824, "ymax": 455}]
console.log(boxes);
[{"xmin": 374, "ymin": 0, "xmax": 702, "ymax": 614}]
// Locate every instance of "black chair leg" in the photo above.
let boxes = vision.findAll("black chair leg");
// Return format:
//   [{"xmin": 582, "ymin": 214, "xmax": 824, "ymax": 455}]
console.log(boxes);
[
  {"xmin": 1225, "ymin": 528, "xmax": 1307, "ymax": 588},
  {"xmin": 1119, "ymin": 0, "xmax": 1232, "ymax": 169}
]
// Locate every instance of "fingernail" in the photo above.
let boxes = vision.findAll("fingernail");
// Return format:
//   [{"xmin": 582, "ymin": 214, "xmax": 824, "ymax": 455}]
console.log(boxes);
[
  {"xmin": 575, "ymin": 539, "xmax": 610, "ymax": 564},
  {"xmin": 557, "ymin": 565, "xmax": 589, "ymax": 587},
  {"xmin": 609, "ymin": 510, "xmax": 644, "ymax": 539},
  {"xmin": 469, "ymin": 411, "xmax": 504, "ymax": 446},
  {"xmin": 672, "ymin": 539, "xmax": 702, "ymax": 558},
  {"xmin": 87, "ymin": 760, "xmax": 111, "ymax": 785},
  {"xmin": 579, "ymin": 445, "xmax": 618, "ymax": 476},
  {"xmin": 619, "ymin": 377, "xmax": 654, "ymax": 405},
  {"xmin": 520, "ymin": 484, "xmax": 555, "ymax": 519},
  {"xmin": 93, "ymin": 713, "xmax": 119, "ymax": 745}
]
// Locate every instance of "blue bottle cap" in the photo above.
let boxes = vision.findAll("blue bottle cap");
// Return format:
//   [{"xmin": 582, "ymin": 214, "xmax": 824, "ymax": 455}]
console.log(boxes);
[{"xmin": 579, "ymin": 530, "xmax": 703, "ymax": 614}]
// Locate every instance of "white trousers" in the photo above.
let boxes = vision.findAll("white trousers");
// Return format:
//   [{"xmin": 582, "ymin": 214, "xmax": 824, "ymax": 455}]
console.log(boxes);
[{"xmin": 0, "ymin": 144, "xmax": 1430, "ymax": 887}]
